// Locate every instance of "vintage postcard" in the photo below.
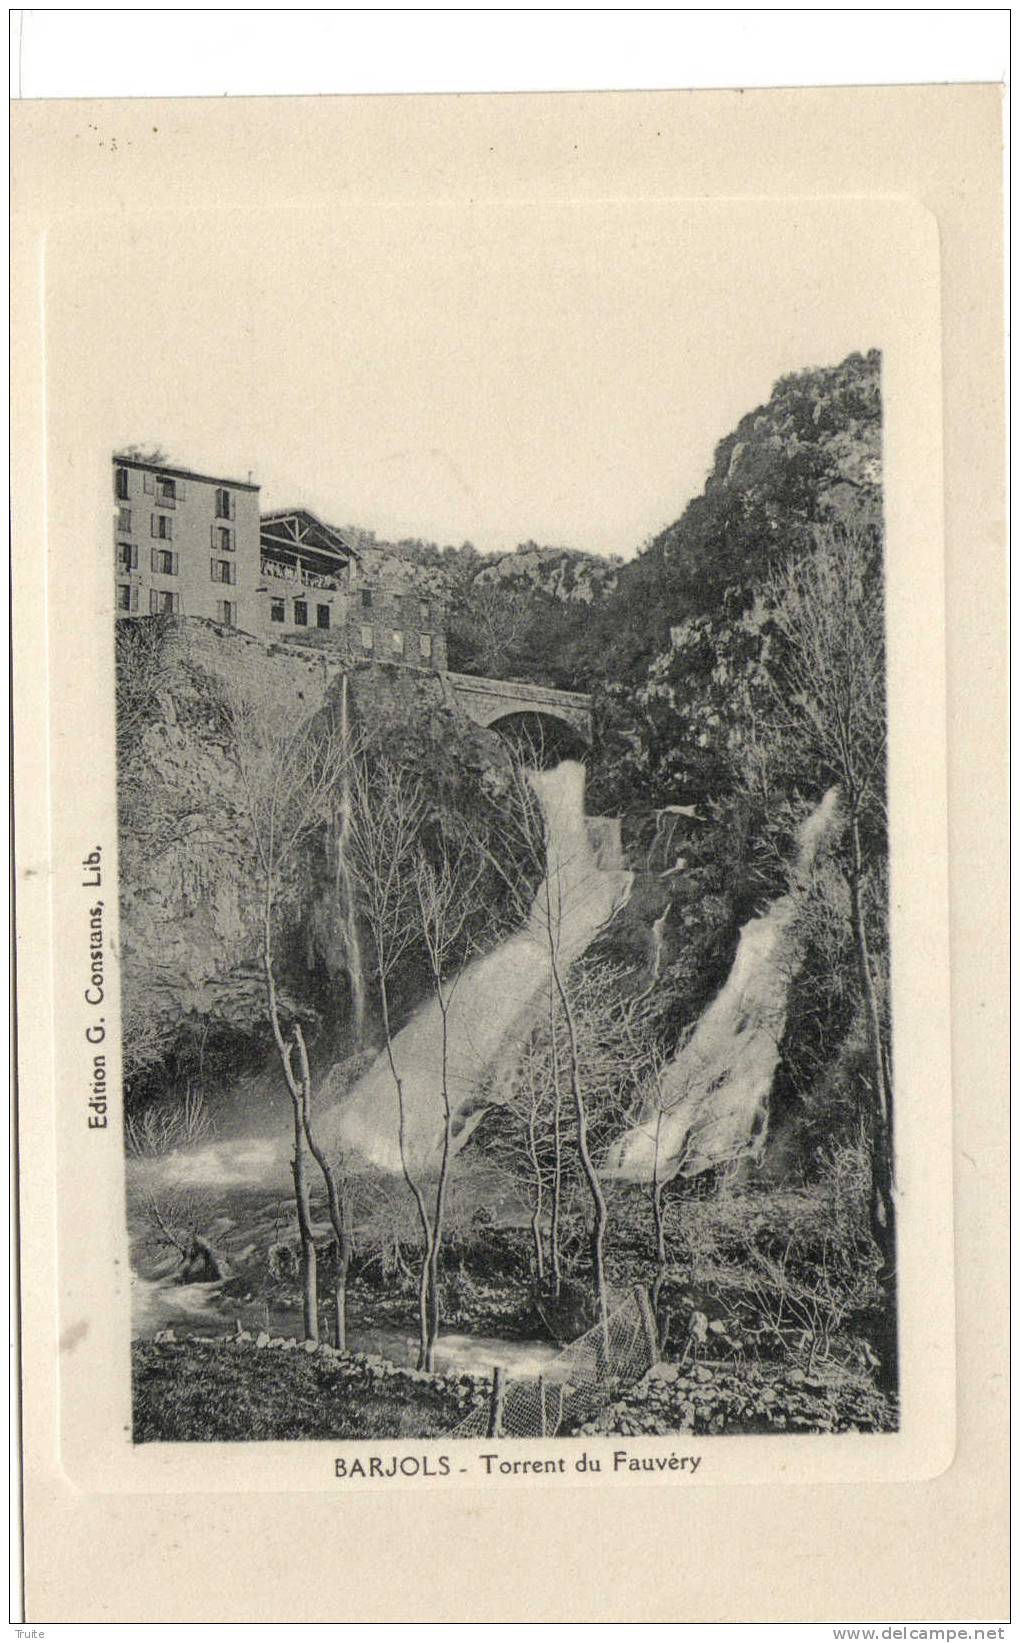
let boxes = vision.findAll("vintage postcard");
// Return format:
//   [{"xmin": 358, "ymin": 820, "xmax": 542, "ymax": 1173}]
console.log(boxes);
[{"xmin": 12, "ymin": 85, "xmax": 1006, "ymax": 1622}]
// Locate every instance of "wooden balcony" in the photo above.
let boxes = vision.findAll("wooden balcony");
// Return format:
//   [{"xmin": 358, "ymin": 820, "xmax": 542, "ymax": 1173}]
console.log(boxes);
[{"xmin": 260, "ymin": 556, "xmax": 339, "ymax": 592}]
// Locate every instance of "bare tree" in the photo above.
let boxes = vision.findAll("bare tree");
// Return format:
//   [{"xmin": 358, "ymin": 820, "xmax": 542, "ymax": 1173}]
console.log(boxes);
[
  {"xmin": 462, "ymin": 582, "xmax": 533, "ymax": 677},
  {"xmin": 127, "ymin": 1116, "xmax": 228, "ymax": 1284},
  {"xmin": 488, "ymin": 1031, "xmax": 551, "ymax": 1283},
  {"xmin": 125, "ymin": 1083, "xmax": 212, "ymax": 1158},
  {"xmin": 628, "ymin": 1033, "xmax": 679, "ymax": 1333},
  {"xmin": 120, "ymin": 983, "xmax": 174, "ymax": 1092},
  {"xmin": 132, "ymin": 1181, "xmax": 230, "ymax": 1283},
  {"xmin": 764, "ymin": 520, "xmax": 896, "ymax": 1382},
  {"xmin": 480, "ymin": 760, "xmax": 618, "ymax": 1349},
  {"xmin": 347, "ymin": 756, "xmax": 432, "ymax": 1364},
  {"xmin": 615, "ymin": 1005, "xmax": 698, "ymax": 1339},
  {"xmin": 546, "ymin": 979, "xmax": 565, "ymax": 1297},
  {"xmin": 411, "ymin": 833, "xmax": 488, "ymax": 1369},
  {"xmin": 223, "ymin": 687, "xmax": 359, "ymax": 1342},
  {"xmin": 554, "ymin": 954, "xmax": 611, "ymax": 1350}
]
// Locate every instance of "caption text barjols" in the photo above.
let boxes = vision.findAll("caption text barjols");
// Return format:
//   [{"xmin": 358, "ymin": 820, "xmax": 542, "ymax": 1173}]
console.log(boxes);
[{"xmin": 333, "ymin": 1449, "xmax": 703, "ymax": 1480}]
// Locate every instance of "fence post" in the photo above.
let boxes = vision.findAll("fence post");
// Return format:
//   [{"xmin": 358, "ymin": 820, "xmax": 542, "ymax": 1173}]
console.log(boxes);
[
  {"xmin": 538, "ymin": 1374, "xmax": 547, "ymax": 1438},
  {"xmin": 634, "ymin": 1285, "xmax": 660, "ymax": 1366},
  {"xmin": 488, "ymin": 1366, "xmax": 507, "ymax": 1439}
]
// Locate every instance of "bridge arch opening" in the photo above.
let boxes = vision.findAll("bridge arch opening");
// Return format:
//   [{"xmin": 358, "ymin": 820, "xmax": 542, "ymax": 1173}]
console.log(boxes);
[{"xmin": 486, "ymin": 709, "xmax": 588, "ymax": 769}]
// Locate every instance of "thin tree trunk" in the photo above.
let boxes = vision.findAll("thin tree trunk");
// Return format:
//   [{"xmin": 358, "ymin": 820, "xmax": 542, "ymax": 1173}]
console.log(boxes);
[
  {"xmin": 423, "ymin": 998, "xmax": 454, "ymax": 1372},
  {"xmin": 334, "ymin": 1222, "xmax": 352, "ymax": 1352},
  {"xmin": 849, "ymin": 812, "xmax": 897, "ymax": 1392},
  {"xmin": 289, "ymin": 1094, "xmax": 319, "ymax": 1341},
  {"xmin": 549, "ymin": 984, "xmax": 563, "ymax": 1298},
  {"xmin": 295, "ymin": 1025, "xmax": 352, "ymax": 1353},
  {"xmin": 379, "ymin": 978, "xmax": 433, "ymax": 1370},
  {"xmin": 334, "ymin": 1175, "xmax": 354, "ymax": 1353},
  {"xmin": 649, "ymin": 1104, "xmax": 669, "ymax": 1338},
  {"xmin": 262, "ymin": 890, "xmax": 318, "ymax": 1342},
  {"xmin": 551, "ymin": 958, "xmax": 609, "ymax": 1355},
  {"xmin": 650, "ymin": 1185, "xmax": 667, "ymax": 1336},
  {"xmin": 526, "ymin": 1100, "xmax": 546, "ymax": 1286}
]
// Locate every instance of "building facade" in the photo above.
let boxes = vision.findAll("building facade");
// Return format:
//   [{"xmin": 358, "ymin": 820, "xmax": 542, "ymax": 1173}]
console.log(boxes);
[
  {"xmin": 113, "ymin": 456, "xmax": 446, "ymax": 669},
  {"xmin": 114, "ymin": 456, "xmax": 263, "ymax": 632}
]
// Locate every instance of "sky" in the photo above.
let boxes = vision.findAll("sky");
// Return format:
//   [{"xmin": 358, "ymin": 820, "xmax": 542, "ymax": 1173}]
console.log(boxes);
[{"xmin": 59, "ymin": 200, "xmax": 896, "ymax": 560}]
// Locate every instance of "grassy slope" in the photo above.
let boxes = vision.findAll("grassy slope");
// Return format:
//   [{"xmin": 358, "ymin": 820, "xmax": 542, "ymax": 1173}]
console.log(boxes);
[{"xmin": 132, "ymin": 1341, "xmax": 463, "ymax": 1443}]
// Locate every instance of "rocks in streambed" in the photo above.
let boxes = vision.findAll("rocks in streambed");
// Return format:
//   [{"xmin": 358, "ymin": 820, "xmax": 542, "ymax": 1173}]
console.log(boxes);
[{"xmin": 574, "ymin": 1359, "xmax": 896, "ymax": 1438}]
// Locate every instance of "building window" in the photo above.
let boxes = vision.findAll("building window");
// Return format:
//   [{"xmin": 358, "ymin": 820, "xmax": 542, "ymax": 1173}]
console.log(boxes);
[
  {"xmin": 115, "ymin": 467, "xmax": 129, "ymax": 500},
  {"xmin": 210, "ymin": 558, "xmax": 236, "ymax": 584},
  {"xmin": 270, "ymin": 598, "xmax": 285, "ymax": 624},
  {"xmin": 419, "ymin": 600, "xmax": 430, "ymax": 624},
  {"xmin": 156, "ymin": 475, "xmax": 177, "ymax": 505},
  {"xmin": 117, "ymin": 505, "xmax": 132, "ymax": 534},
  {"xmin": 293, "ymin": 600, "xmax": 308, "ymax": 627},
  {"xmin": 152, "ymin": 547, "xmax": 177, "ymax": 576},
  {"xmin": 419, "ymin": 633, "xmax": 433, "ymax": 660},
  {"xmin": 212, "ymin": 524, "xmax": 235, "ymax": 552},
  {"xmin": 361, "ymin": 589, "xmax": 373, "ymax": 609},
  {"xmin": 151, "ymin": 513, "xmax": 173, "ymax": 540},
  {"xmin": 117, "ymin": 542, "xmax": 138, "ymax": 572},
  {"xmin": 149, "ymin": 589, "xmax": 179, "ymax": 615},
  {"xmin": 117, "ymin": 583, "xmax": 137, "ymax": 612},
  {"xmin": 391, "ymin": 629, "xmax": 404, "ymax": 656},
  {"xmin": 360, "ymin": 624, "xmax": 374, "ymax": 650},
  {"xmin": 217, "ymin": 600, "xmax": 236, "ymax": 626},
  {"xmin": 316, "ymin": 604, "xmax": 330, "ymax": 629},
  {"xmin": 215, "ymin": 487, "xmax": 234, "ymax": 520}
]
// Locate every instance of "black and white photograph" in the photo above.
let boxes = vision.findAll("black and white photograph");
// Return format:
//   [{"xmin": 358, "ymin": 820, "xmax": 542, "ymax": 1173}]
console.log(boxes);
[{"xmin": 109, "ymin": 228, "xmax": 898, "ymax": 1449}]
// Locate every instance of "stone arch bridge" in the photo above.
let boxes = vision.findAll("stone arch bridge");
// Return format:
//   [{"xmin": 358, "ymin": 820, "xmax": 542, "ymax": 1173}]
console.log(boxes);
[{"xmin": 443, "ymin": 670, "xmax": 591, "ymax": 747}]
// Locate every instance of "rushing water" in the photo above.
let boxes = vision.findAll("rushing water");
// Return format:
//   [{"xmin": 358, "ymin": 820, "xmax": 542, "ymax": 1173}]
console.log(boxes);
[
  {"xmin": 605, "ymin": 787, "xmax": 841, "ymax": 1184},
  {"xmin": 132, "ymin": 1274, "xmax": 569, "ymax": 1378},
  {"xmin": 141, "ymin": 765, "xmax": 841, "ymax": 1199},
  {"xmin": 323, "ymin": 760, "xmax": 634, "ymax": 1173}
]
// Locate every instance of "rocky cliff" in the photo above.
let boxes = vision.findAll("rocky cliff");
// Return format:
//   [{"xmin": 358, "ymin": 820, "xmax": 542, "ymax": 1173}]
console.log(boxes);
[{"xmin": 116, "ymin": 618, "xmax": 514, "ymax": 1112}]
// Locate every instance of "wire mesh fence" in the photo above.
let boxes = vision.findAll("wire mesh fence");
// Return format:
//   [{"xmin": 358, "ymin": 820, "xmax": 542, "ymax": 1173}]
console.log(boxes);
[{"xmin": 449, "ymin": 1287, "xmax": 658, "ymax": 1440}]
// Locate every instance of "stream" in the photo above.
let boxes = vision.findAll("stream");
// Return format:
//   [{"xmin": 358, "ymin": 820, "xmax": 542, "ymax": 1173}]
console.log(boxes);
[{"xmin": 132, "ymin": 1275, "xmax": 570, "ymax": 1380}]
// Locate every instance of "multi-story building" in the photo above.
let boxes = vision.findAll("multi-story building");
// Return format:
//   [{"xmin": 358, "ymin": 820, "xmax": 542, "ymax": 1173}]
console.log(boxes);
[
  {"xmin": 113, "ymin": 455, "xmax": 262, "ymax": 632},
  {"xmin": 113, "ymin": 455, "xmax": 447, "ymax": 669}
]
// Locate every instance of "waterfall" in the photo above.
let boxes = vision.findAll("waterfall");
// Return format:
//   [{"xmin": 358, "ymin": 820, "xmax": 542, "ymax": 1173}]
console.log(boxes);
[
  {"xmin": 336, "ymin": 672, "xmax": 367, "ymax": 1046},
  {"xmin": 322, "ymin": 759, "xmax": 634, "ymax": 1174},
  {"xmin": 605, "ymin": 787, "xmax": 842, "ymax": 1185},
  {"xmin": 585, "ymin": 815, "xmax": 625, "ymax": 871}
]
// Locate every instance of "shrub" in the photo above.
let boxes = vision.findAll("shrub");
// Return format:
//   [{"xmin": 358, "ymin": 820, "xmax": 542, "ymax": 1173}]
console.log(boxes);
[{"xmin": 669, "ymin": 1149, "xmax": 882, "ymax": 1369}]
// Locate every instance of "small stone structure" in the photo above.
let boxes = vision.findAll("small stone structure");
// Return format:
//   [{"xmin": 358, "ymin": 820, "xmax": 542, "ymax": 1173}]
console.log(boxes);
[{"xmin": 443, "ymin": 670, "xmax": 592, "ymax": 746}]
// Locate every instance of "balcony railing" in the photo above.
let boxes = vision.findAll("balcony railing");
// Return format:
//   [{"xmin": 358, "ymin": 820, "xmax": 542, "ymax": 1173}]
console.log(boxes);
[{"xmin": 260, "ymin": 556, "xmax": 339, "ymax": 591}]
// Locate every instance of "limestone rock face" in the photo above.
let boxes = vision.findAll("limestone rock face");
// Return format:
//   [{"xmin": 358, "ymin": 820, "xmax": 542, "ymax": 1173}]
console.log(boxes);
[{"xmin": 117, "ymin": 619, "xmax": 512, "ymax": 1096}]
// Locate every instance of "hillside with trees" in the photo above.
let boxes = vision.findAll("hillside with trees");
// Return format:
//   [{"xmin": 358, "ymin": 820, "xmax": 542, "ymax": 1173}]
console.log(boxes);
[{"xmin": 123, "ymin": 349, "xmax": 896, "ymax": 1441}]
